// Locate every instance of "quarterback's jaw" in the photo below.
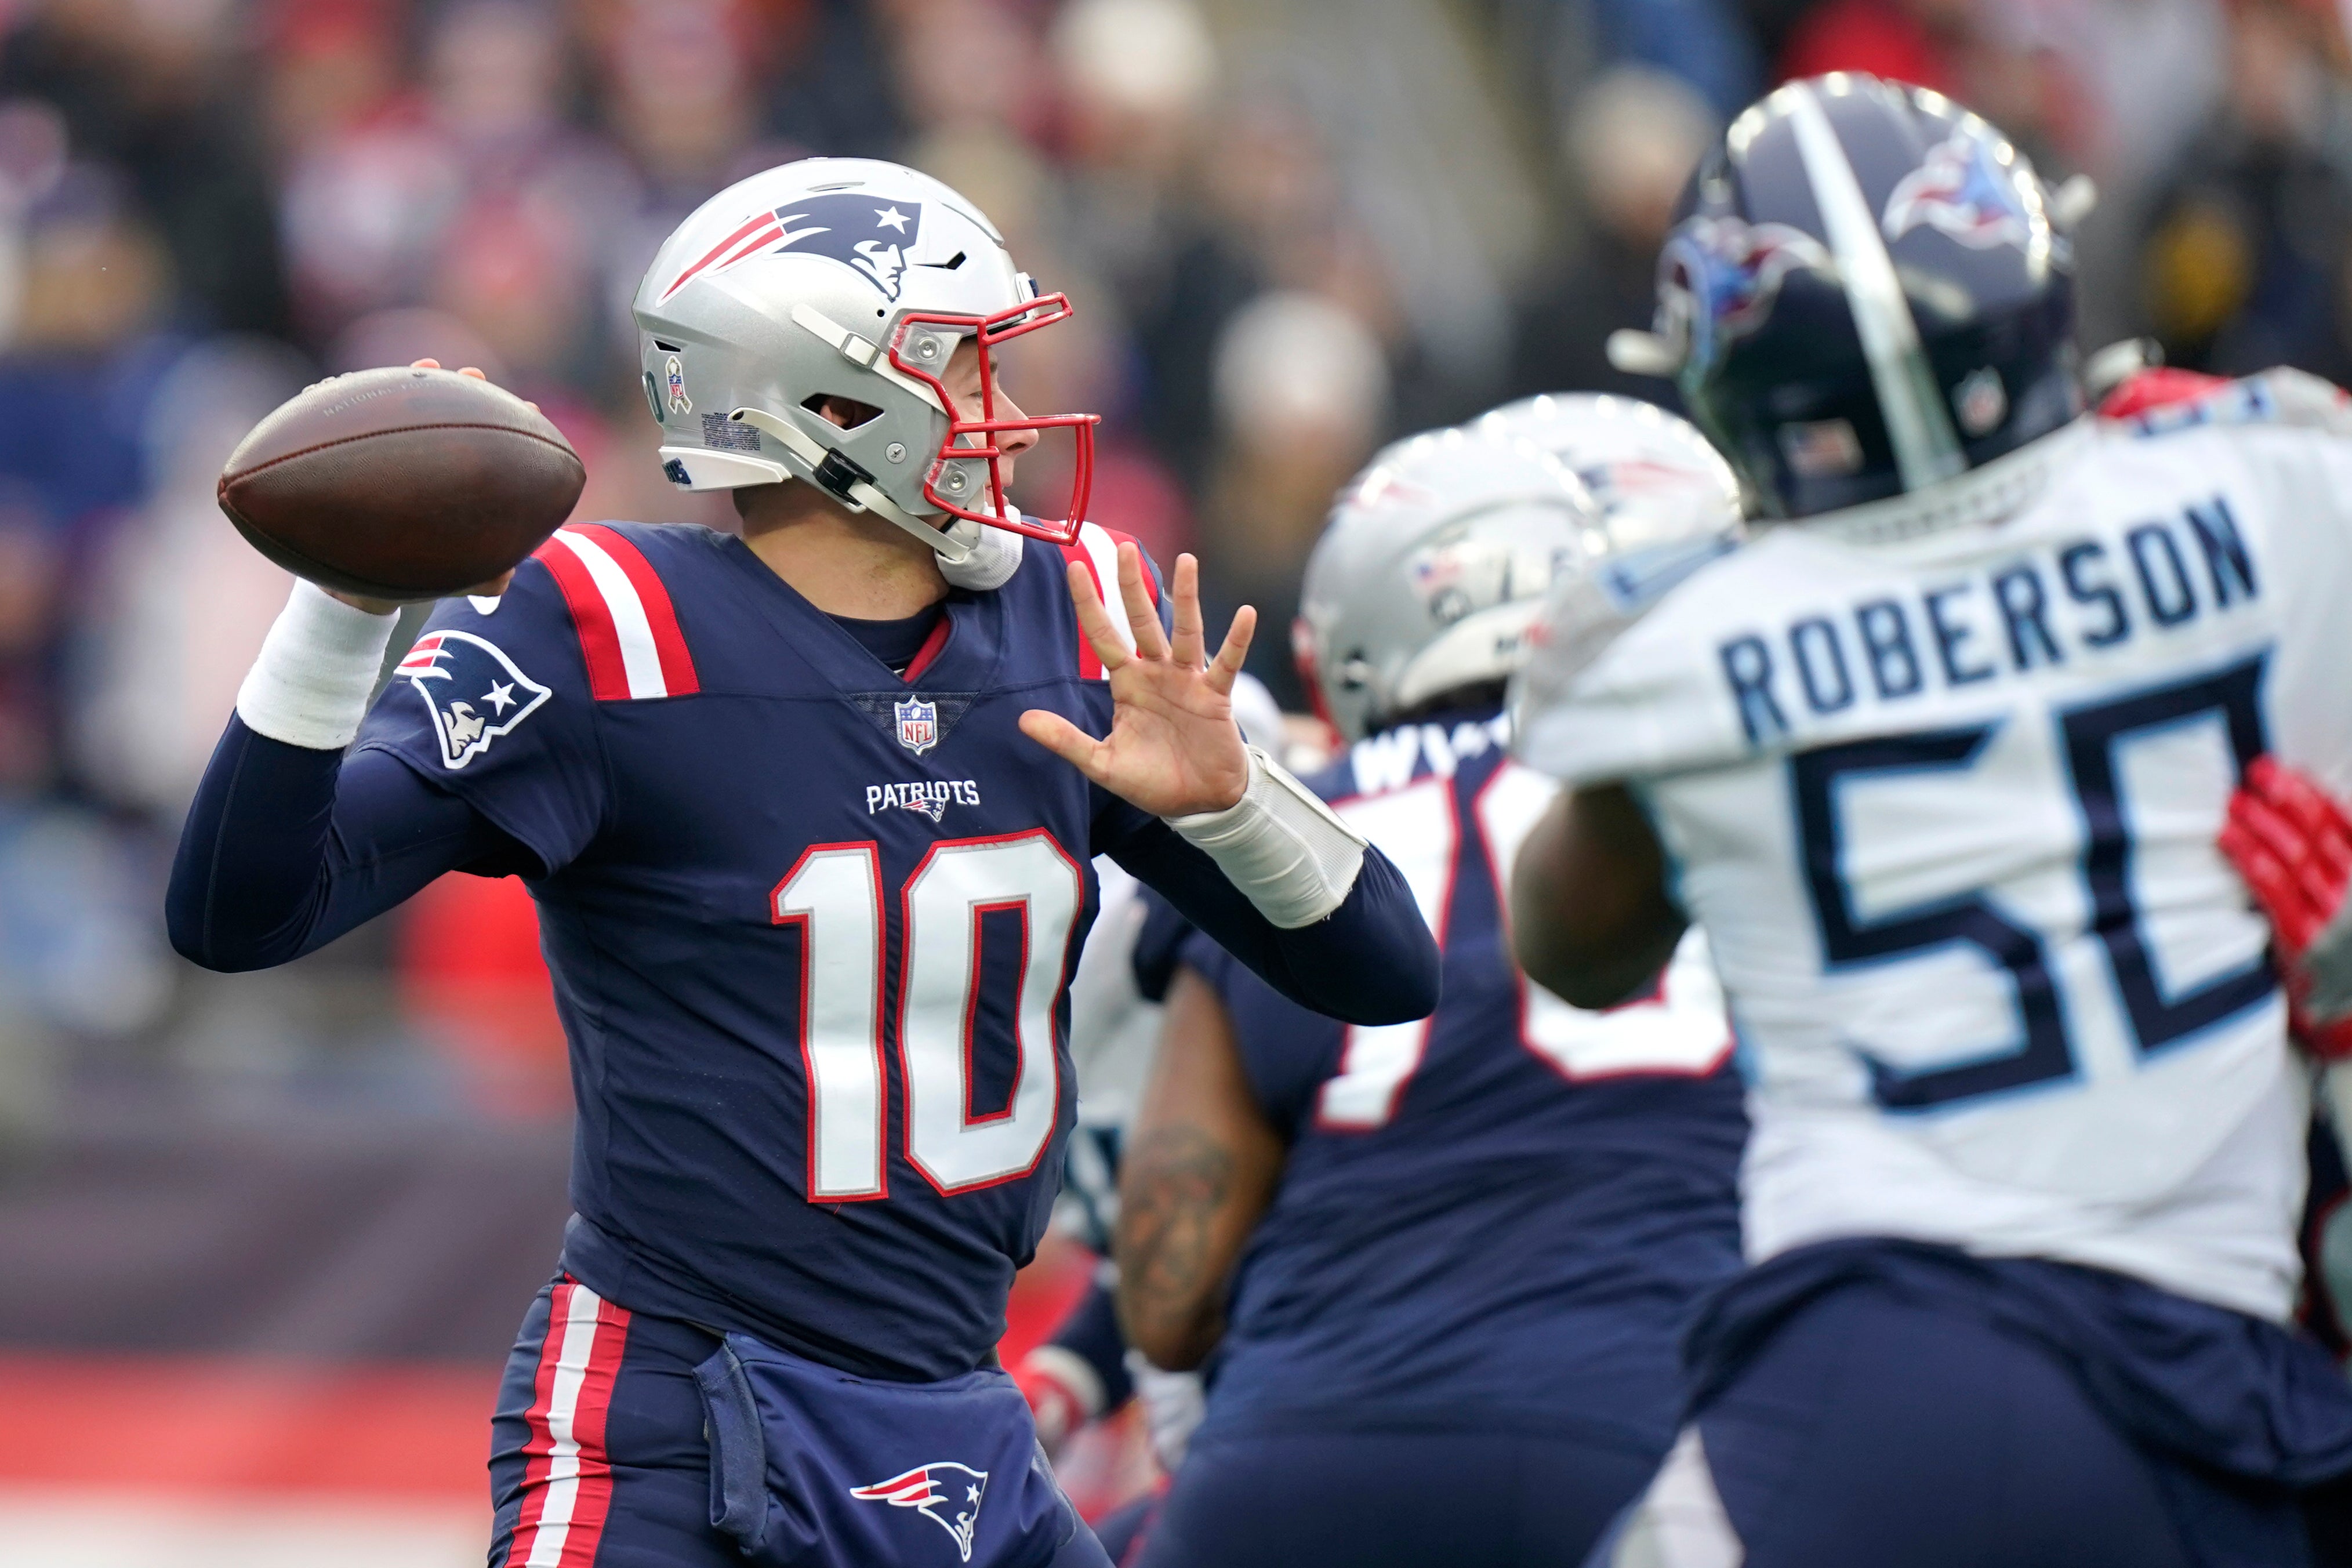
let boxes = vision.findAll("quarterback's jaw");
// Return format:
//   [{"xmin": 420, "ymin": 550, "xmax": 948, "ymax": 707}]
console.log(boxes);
[{"xmin": 940, "ymin": 337, "xmax": 1040, "ymax": 495}]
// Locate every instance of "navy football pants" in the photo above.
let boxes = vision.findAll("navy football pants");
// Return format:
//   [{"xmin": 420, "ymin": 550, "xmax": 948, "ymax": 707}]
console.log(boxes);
[
  {"xmin": 487, "ymin": 1276, "xmax": 1112, "ymax": 1568},
  {"xmin": 1596, "ymin": 1272, "xmax": 2307, "ymax": 1568},
  {"xmin": 1129, "ymin": 1423, "xmax": 1661, "ymax": 1568}
]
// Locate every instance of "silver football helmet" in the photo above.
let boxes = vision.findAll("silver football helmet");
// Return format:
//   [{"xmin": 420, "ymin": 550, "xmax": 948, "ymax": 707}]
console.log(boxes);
[
  {"xmin": 631, "ymin": 158, "xmax": 1098, "ymax": 576},
  {"xmin": 1294, "ymin": 427, "xmax": 1601, "ymax": 743},
  {"xmin": 1472, "ymin": 392, "xmax": 1743, "ymax": 550},
  {"xmin": 1499, "ymin": 395, "xmax": 1747, "ymax": 741}
]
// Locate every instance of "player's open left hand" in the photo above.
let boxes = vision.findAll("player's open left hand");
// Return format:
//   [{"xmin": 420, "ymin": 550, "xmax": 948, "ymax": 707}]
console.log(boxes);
[{"xmin": 1019, "ymin": 543, "xmax": 1255, "ymax": 818}]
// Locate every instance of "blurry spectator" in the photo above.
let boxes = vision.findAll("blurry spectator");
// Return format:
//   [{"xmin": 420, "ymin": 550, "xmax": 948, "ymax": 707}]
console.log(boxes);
[
  {"xmin": 74, "ymin": 336, "xmax": 307, "ymax": 816},
  {"xmin": 264, "ymin": 0, "xmax": 405, "ymax": 158},
  {"xmin": 763, "ymin": 0, "xmax": 907, "ymax": 159},
  {"xmin": 1508, "ymin": 67, "xmax": 1715, "ymax": 402},
  {"xmin": 282, "ymin": 0, "xmax": 637, "ymax": 386},
  {"xmin": 1778, "ymin": 0, "xmax": 2087, "ymax": 164},
  {"xmin": 1051, "ymin": 0, "xmax": 1255, "ymax": 490},
  {"xmin": 594, "ymin": 5, "xmax": 797, "ymax": 404},
  {"xmin": 600, "ymin": 2, "xmax": 796, "ymax": 198},
  {"xmin": 886, "ymin": 0, "xmax": 1052, "ymax": 146},
  {"xmin": 2139, "ymin": 0, "xmax": 2352, "ymax": 380},
  {"xmin": 1199, "ymin": 291, "xmax": 1388, "ymax": 707},
  {"xmin": 1777, "ymin": 0, "xmax": 1969, "ymax": 88},
  {"xmin": 0, "ymin": 165, "xmax": 183, "ymax": 767},
  {"xmin": 1502, "ymin": 0, "xmax": 1762, "ymax": 124},
  {"xmin": 0, "ymin": 0, "xmax": 288, "ymax": 335}
]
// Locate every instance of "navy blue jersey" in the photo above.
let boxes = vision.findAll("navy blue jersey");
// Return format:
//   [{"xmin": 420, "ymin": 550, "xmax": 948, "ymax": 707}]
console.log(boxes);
[
  {"xmin": 1181, "ymin": 707, "xmax": 1747, "ymax": 1445},
  {"xmin": 332, "ymin": 519, "xmax": 1434, "ymax": 1381}
]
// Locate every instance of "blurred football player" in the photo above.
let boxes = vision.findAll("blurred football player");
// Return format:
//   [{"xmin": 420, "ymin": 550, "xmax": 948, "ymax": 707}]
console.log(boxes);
[
  {"xmin": 1014, "ymin": 674, "xmax": 1283, "ymax": 1482},
  {"xmin": 166, "ymin": 159, "xmax": 1438, "ymax": 1568},
  {"xmin": 1510, "ymin": 78, "xmax": 2352, "ymax": 1566},
  {"xmin": 1110, "ymin": 418, "xmax": 1749, "ymax": 1568}
]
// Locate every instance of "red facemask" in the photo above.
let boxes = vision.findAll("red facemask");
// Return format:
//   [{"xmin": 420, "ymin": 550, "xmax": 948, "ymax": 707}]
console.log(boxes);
[{"xmin": 886, "ymin": 293, "xmax": 1100, "ymax": 546}]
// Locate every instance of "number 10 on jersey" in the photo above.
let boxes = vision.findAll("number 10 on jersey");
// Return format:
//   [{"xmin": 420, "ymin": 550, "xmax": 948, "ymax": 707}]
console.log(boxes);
[{"xmin": 773, "ymin": 832, "xmax": 1083, "ymax": 1200}]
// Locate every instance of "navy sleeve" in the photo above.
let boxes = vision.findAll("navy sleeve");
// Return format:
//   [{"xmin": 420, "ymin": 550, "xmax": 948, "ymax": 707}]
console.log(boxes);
[
  {"xmin": 349, "ymin": 561, "xmax": 608, "ymax": 873},
  {"xmin": 167, "ymin": 716, "xmax": 536, "ymax": 972},
  {"xmin": 1044, "ymin": 1274, "xmax": 1137, "ymax": 1414},
  {"xmin": 1130, "ymin": 890, "xmax": 1195, "ymax": 1004},
  {"xmin": 1179, "ymin": 928, "xmax": 1345, "ymax": 1138},
  {"xmin": 1096, "ymin": 802, "xmax": 1439, "ymax": 1026}
]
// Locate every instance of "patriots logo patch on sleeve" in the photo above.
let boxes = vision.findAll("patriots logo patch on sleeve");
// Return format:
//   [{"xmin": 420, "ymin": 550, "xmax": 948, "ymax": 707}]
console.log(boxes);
[{"xmin": 397, "ymin": 630, "xmax": 553, "ymax": 770}]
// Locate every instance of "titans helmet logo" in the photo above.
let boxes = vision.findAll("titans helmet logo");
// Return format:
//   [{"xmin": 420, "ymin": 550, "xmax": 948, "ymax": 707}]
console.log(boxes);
[
  {"xmin": 661, "ymin": 193, "xmax": 927, "ymax": 302},
  {"xmin": 1656, "ymin": 216, "xmax": 1835, "ymax": 372},
  {"xmin": 1882, "ymin": 131, "xmax": 2034, "ymax": 251}
]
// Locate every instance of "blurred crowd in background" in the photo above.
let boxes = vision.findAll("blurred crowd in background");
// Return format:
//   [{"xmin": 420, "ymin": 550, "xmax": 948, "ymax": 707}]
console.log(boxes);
[{"xmin": 0, "ymin": 0, "xmax": 2336, "ymax": 1161}]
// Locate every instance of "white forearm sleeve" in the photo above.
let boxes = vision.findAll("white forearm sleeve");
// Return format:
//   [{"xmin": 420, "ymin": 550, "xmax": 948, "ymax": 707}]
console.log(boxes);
[
  {"xmin": 234, "ymin": 580, "xmax": 400, "ymax": 751},
  {"xmin": 1166, "ymin": 747, "xmax": 1367, "ymax": 929}
]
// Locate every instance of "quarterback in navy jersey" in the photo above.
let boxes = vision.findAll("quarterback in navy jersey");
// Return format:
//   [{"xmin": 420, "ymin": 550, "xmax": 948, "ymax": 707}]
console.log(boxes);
[
  {"xmin": 1114, "ymin": 421, "xmax": 1748, "ymax": 1568},
  {"xmin": 168, "ymin": 159, "xmax": 1435, "ymax": 1568}
]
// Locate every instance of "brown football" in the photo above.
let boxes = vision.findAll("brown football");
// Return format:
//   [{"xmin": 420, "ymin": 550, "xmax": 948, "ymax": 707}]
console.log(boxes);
[{"xmin": 217, "ymin": 365, "xmax": 586, "ymax": 601}]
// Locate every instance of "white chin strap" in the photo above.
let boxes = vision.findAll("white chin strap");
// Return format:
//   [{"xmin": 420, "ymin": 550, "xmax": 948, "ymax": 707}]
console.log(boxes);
[
  {"xmin": 725, "ymin": 406, "xmax": 1023, "ymax": 590},
  {"xmin": 934, "ymin": 514, "xmax": 1024, "ymax": 591}
]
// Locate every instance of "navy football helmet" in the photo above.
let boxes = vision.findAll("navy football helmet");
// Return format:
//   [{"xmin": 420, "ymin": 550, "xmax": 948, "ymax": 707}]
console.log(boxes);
[{"xmin": 1613, "ymin": 75, "xmax": 2088, "ymax": 522}]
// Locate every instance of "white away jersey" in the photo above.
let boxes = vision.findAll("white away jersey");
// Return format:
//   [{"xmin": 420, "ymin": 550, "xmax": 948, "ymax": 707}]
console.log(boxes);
[{"xmin": 1516, "ymin": 390, "xmax": 2352, "ymax": 1321}]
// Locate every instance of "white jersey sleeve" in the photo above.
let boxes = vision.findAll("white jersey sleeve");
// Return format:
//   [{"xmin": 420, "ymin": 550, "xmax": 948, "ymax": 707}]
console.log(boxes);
[{"xmin": 1514, "ymin": 399, "xmax": 2352, "ymax": 1322}]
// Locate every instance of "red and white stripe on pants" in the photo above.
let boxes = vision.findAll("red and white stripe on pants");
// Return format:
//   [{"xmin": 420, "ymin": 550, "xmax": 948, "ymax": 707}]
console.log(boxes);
[{"xmin": 507, "ymin": 1277, "xmax": 632, "ymax": 1568}]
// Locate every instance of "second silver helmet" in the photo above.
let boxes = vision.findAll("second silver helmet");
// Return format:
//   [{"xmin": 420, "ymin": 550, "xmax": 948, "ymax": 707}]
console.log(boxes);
[{"xmin": 1295, "ymin": 428, "xmax": 1602, "ymax": 743}]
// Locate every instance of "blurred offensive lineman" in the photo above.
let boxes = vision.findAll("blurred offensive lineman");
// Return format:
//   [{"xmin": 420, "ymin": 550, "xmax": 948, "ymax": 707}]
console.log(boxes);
[
  {"xmin": 1115, "ymin": 414, "xmax": 1748, "ymax": 1568},
  {"xmin": 1509, "ymin": 78, "xmax": 2352, "ymax": 1565},
  {"xmin": 166, "ymin": 159, "xmax": 1438, "ymax": 1568},
  {"xmin": 1011, "ymin": 676, "xmax": 1286, "ymax": 1485}
]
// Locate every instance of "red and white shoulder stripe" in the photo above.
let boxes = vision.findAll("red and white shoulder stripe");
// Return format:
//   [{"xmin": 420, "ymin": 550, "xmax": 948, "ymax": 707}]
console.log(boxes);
[
  {"xmin": 532, "ymin": 524, "xmax": 701, "ymax": 700},
  {"xmin": 506, "ymin": 1277, "xmax": 630, "ymax": 1568},
  {"xmin": 1056, "ymin": 521, "xmax": 1160, "ymax": 681}
]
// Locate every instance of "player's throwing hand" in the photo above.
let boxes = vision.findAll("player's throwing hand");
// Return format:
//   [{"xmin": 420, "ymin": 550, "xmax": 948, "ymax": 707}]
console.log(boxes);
[{"xmin": 1019, "ymin": 543, "xmax": 1256, "ymax": 818}]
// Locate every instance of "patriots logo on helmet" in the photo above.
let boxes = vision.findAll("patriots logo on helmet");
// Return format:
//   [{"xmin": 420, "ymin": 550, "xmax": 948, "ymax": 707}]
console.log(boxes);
[
  {"xmin": 895, "ymin": 695, "xmax": 939, "ymax": 756},
  {"xmin": 661, "ymin": 193, "xmax": 927, "ymax": 303},
  {"xmin": 1657, "ymin": 217, "xmax": 1834, "ymax": 369},
  {"xmin": 1576, "ymin": 460, "xmax": 1716, "ymax": 518},
  {"xmin": 1882, "ymin": 131, "xmax": 2032, "ymax": 251},
  {"xmin": 397, "ymin": 630, "xmax": 552, "ymax": 770},
  {"xmin": 849, "ymin": 1462, "xmax": 988, "ymax": 1561}
]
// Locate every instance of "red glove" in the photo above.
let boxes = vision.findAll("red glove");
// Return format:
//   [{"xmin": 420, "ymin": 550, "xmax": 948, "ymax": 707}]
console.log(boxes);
[{"xmin": 2219, "ymin": 756, "xmax": 2352, "ymax": 1058}]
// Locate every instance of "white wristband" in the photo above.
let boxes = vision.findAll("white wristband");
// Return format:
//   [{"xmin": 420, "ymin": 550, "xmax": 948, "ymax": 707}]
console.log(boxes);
[
  {"xmin": 936, "ymin": 515, "xmax": 1023, "ymax": 590},
  {"xmin": 234, "ymin": 579, "xmax": 400, "ymax": 750},
  {"xmin": 1020, "ymin": 1344, "xmax": 1108, "ymax": 1424},
  {"xmin": 1167, "ymin": 747, "xmax": 1367, "ymax": 929}
]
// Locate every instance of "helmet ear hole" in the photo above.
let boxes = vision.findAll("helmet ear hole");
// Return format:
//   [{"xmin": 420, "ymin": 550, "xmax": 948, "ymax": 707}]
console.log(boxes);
[{"xmin": 801, "ymin": 393, "xmax": 883, "ymax": 431}]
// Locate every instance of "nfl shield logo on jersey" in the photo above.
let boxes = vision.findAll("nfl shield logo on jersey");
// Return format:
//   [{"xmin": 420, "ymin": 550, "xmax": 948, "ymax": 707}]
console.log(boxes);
[
  {"xmin": 397, "ymin": 630, "xmax": 552, "ymax": 770},
  {"xmin": 850, "ymin": 1463, "xmax": 988, "ymax": 1561},
  {"xmin": 895, "ymin": 696, "xmax": 939, "ymax": 755}
]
